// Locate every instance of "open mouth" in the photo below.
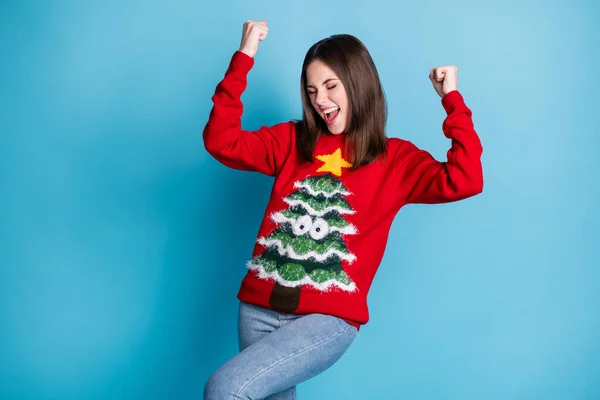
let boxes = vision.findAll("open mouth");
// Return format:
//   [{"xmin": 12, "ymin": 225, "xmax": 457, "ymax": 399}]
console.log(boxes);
[{"xmin": 323, "ymin": 106, "xmax": 340, "ymax": 125}]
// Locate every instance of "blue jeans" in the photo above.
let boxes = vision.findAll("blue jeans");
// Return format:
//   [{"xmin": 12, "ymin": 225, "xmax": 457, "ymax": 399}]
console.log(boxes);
[{"xmin": 204, "ymin": 301, "xmax": 358, "ymax": 399}]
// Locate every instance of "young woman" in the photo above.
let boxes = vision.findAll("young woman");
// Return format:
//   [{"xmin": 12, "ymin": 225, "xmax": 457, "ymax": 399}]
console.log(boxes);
[{"xmin": 203, "ymin": 20, "xmax": 483, "ymax": 399}]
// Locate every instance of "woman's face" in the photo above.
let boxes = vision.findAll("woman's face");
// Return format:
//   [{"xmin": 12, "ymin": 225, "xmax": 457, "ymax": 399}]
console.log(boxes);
[{"xmin": 306, "ymin": 60, "xmax": 349, "ymax": 135}]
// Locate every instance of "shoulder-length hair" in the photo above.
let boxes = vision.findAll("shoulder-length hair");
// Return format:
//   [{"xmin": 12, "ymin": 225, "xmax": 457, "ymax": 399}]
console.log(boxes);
[{"xmin": 295, "ymin": 34, "xmax": 388, "ymax": 169}]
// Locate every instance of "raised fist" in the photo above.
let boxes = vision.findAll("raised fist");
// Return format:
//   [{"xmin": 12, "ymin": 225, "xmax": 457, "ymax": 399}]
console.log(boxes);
[
  {"xmin": 429, "ymin": 66, "xmax": 458, "ymax": 98},
  {"xmin": 239, "ymin": 20, "xmax": 269, "ymax": 58}
]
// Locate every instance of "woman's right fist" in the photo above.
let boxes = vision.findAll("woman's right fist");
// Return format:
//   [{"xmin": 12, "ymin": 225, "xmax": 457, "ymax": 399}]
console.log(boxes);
[{"xmin": 239, "ymin": 20, "xmax": 268, "ymax": 58}]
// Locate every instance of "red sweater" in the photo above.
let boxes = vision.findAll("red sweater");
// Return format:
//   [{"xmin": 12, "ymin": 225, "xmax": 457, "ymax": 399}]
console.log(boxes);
[{"xmin": 203, "ymin": 51, "xmax": 483, "ymax": 330}]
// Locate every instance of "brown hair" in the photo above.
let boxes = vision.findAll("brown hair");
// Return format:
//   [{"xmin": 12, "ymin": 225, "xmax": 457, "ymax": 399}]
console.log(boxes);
[{"xmin": 295, "ymin": 34, "xmax": 388, "ymax": 169}]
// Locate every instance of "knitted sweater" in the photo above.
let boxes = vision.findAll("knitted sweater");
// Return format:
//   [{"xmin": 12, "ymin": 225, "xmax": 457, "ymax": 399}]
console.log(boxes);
[{"xmin": 203, "ymin": 51, "xmax": 484, "ymax": 330}]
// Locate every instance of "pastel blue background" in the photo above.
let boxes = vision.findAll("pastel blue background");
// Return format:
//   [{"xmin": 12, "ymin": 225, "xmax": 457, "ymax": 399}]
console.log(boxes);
[{"xmin": 1, "ymin": 0, "xmax": 598, "ymax": 398}]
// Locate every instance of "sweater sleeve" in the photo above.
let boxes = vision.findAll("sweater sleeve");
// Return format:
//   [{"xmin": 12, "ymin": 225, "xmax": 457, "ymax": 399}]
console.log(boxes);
[
  {"xmin": 394, "ymin": 90, "xmax": 484, "ymax": 204},
  {"xmin": 202, "ymin": 51, "xmax": 294, "ymax": 176}
]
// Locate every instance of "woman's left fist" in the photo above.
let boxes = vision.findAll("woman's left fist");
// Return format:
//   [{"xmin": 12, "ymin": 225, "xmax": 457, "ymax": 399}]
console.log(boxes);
[{"xmin": 429, "ymin": 66, "xmax": 458, "ymax": 98}]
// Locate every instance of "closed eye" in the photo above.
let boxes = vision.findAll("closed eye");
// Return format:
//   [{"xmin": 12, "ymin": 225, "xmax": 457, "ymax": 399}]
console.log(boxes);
[{"xmin": 307, "ymin": 85, "xmax": 336, "ymax": 95}]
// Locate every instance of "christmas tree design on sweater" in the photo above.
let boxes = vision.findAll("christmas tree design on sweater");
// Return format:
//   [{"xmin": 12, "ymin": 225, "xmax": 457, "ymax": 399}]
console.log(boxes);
[{"xmin": 247, "ymin": 148, "xmax": 358, "ymax": 312}]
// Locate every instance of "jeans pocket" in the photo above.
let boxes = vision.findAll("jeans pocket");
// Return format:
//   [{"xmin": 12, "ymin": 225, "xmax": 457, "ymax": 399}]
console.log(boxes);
[{"xmin": 331, "ymin": 315, "xmax": 358, "ymax": 336}]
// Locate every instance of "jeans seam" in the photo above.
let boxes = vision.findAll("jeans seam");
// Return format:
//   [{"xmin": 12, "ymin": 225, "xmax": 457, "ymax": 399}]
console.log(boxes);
[{"xmin": 234, "ymin": 324, "xmax": 353, "ymax": 398}]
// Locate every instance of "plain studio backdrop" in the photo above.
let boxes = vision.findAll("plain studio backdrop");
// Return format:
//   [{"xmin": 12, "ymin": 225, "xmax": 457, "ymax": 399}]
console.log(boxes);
[{"xmin": 1, "ymin": 0, "xmax": 598, "ymax": 399}]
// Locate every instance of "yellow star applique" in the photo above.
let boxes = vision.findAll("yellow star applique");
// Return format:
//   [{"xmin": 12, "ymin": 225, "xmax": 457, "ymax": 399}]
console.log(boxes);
[{"xmin": 316, "ymin": 148, "xmax": 352, "ymax": 177}]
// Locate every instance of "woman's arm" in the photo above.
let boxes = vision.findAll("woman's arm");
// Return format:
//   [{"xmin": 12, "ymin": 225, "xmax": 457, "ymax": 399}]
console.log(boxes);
[
  {"xmin": 203, "ymin": 20, "xmax": 293, "ymax": 176},
  {"xmin": 395, "ymin": 67, "xmax": 484, "ymax": 204}
]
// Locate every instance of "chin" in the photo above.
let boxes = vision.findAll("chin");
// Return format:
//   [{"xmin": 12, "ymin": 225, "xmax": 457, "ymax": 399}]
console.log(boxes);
[{"xmin": 324, "ymin": 121, "xmax": 344, "ymax": 135}]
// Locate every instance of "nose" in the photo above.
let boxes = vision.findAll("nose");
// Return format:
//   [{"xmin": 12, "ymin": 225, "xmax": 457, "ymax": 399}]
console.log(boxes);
[{"xmin": 316, "ymin": 90, "xmax": 328, "ymax": 106}]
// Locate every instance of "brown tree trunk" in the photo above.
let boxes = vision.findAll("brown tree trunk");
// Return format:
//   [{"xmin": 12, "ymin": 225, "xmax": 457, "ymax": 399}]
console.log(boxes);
[{"xmin": 269, "ymin": 282, "xmax": 301, "ymax": 313}]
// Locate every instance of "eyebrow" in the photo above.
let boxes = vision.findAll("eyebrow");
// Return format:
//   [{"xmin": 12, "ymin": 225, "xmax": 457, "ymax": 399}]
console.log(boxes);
[{"xmin": 306, "ymin": 78, "xmax": 338, "ymax": 88}]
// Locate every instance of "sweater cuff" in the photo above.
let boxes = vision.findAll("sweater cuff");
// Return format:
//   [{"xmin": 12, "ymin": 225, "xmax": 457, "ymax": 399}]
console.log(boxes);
[
  {"xmin": 441, "ymin": 90, "xmax": 464, "ymax": 114},
  {"xmin": 231, "ymin": 50, "xmax": 255, "ymax": 74}
]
